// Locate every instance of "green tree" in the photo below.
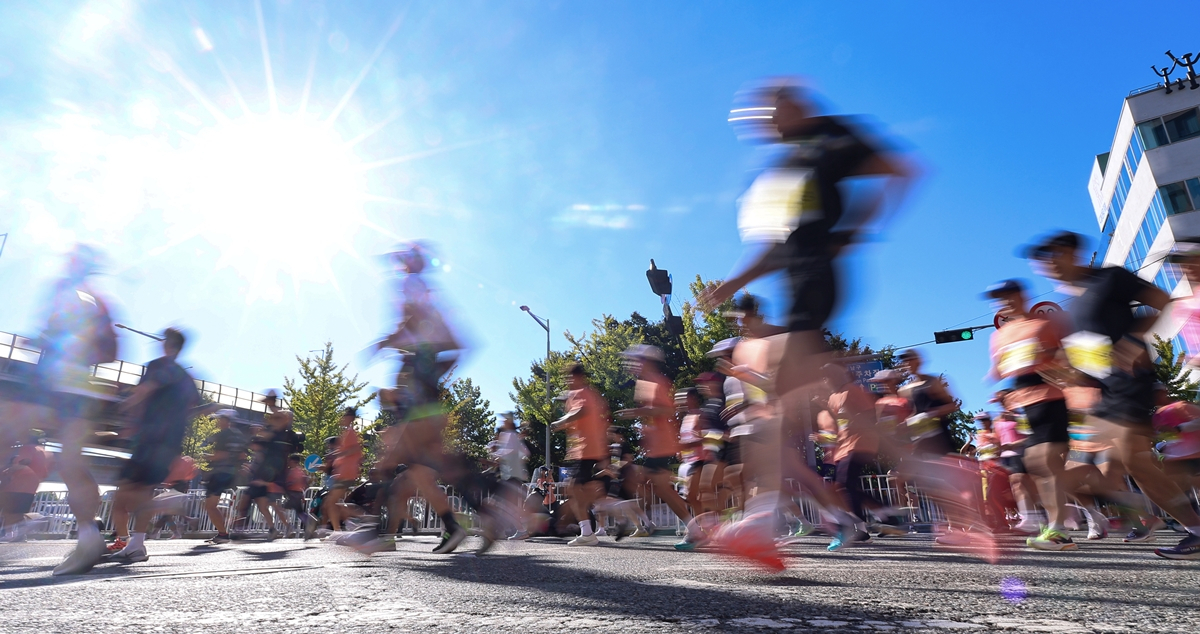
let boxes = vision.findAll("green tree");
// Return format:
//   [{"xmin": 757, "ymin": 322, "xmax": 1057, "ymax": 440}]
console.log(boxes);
[
  {"xmin": 442, "ymin": 377, "xmax": 497, "ymax": 466},
  {"xmin": 1153, "ymin": 334, "xmax": 1199, "ymax": 402},
  {"xmin": 179, "ymin": 393, "xmax": 218, "ymax": 470},
  {"xmin": 678, "ymin": 275, "xmax": 740, "ymax": 386},
  {"xmin": 508, "ymin": 276, "xmax": 746, "ymax": 468},
  {"xmin": 282, "ymin": 342, "xmax": 374, "ymax": 457},
  {"xmin": 510, "ymin": 349, "xmax": 574, "ymax": 470}
]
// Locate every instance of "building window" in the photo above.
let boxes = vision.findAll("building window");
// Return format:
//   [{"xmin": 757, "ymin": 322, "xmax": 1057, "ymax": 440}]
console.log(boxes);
[
  {"xmin": 1161, "ymin": 181, "xmax": 1195, "ymax": 214},
  {"xmin": 1137, "ymin": 118, "xmax": 1169, "ymax": 149},
  {"xmin": 1125, "ymin": 127, "xmax": 1145, "ymax": 173},
  {"xmin": 1156, "ymin": 262, "xmax": 1183, "ymax": 292},
  {"xmin": 1187, "ymin": 178, "xmax": 1200, "ymax": 211},
  {"xmin": 1164, "ymin": 108, "xmax": 1200, "ymax": 144}
]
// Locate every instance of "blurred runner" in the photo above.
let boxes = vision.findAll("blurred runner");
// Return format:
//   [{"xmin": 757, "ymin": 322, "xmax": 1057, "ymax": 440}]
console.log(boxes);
[
  {"xmin": 104, "ymin": 329, "xmax": 212, "ymax": 565},
  {"xmin": 27, "ymin": 246, "xmax": 122, "ymax": 575},
  {"xmin": 701, "ymin": 78, "xmax": 913, "ymax": 570},
  {"xmin": 1025, "ymin": 231, "xmax": 1200, "ymax": 559},
  {"xmin": 201, "ymin": 409, "xmax": 247, "ymax": 544},
  {"xmin": 370, "ymin": 243, "xmax": 469, "ymax": 554},
  {"xmin": 551, "ymin": 364, "xmax": 610, "ymax": 546},
  {"xmin": 0, "ymin": 433, "xmax": 49, "ymax": 542},
  {"xmin": 985, "ymin": 279, "xmax": 1075, "ymax": 551},
  {"xmin": 616, "ymin": 345, "xmax": 697, "ymax": 545},
  {"xmin": 896, "ymin": 350, "xmax": 997, "ymax": 561}
]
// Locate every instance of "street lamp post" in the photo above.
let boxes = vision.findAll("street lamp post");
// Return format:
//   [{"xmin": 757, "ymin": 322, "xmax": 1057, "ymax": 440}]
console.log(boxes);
[{"xmin": 519, "ymin": 305, "xmax": 552, "ymax": 471}]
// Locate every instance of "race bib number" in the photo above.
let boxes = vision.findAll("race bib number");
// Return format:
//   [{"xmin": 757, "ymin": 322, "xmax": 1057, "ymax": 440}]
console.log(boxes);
[
  {"xmin": 836, "ymin": 418, "xmax": 851, "ymax": 435},
  {"xmin": 737, "ymin": 167, "xmax": 821, "ymax": 243},
  {"xmin": 906, "ymin": 414, "xmax": 942, "ymax": 441},
  {"xmin": 996, "ymin": 338, "xmax": 1040, "ymax": 376},
  {"xmin": 1062, "ymin": 331, "xmax": 1112, "ymax": 379}
]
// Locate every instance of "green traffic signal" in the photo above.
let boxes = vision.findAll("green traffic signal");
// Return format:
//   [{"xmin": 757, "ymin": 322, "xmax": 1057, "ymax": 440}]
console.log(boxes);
[{"xmin": 934, "ymin": 328, "xmax": 977, "ymax": 344}]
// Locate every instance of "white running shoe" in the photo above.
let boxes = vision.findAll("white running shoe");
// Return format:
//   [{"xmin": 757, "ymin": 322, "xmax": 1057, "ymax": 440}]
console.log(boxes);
[
  {"xmin": 568, "ymin": 534, "xmax": 599, "ymax": 546},
  {"xmin": 595, "ymin": 526, "xmax": 608, "ymax": 537},
  {"xmin": 52, "ymin": 530, "xmax": 105, "ymax": 576},
  {"xmin": 1012, "ymin": 516, "xmax": 1042, "ymax": 534}
]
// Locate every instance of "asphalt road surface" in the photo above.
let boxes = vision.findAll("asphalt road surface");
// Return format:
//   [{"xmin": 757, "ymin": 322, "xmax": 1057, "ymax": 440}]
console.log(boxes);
[{"xmin": 2, "ymin": 531, "xmax": 1197, "ymax": 633}]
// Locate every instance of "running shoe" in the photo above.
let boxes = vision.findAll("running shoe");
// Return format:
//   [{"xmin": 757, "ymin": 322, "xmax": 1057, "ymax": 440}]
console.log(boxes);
[
  {"xmin": 342, "ymin": 531, "xmax": 393, "ymax": 556},
  {"xmin": 476, "ymin": 533, "xmax": 496, "ymax": 555},
  {"xmin": 933, "ymin": 531, "xmax": 973, "ymax": 547},
  {"xmin": 508, "ymin": 530, "xmax": 531, "ymax": 540},
  {"xmin": 792, "ymin": 521, "xmax": 817, "ymax": 537},
  {"xmin": 712, "ymin": 514, "xmax": 785, "ymax": 572},
  {"xmin": 52, "ymin": 531, "xmax": 106, "ymax": 577},
  {"xmin": 827, "ymin": 523, "xmax": 863, "ymax": 551},
  {"xmin": 1012, "ymin": 516, "xmax": 1042, "ymax": 535},
  {"xmin": 595, "ymin": 526, "xmax": 608, "ymax": 537},
  {"xmin": 614, "ymin": 521, "xmax": 633, "ymax": 542},
  {"xmin": 568, "ymin": 534, "xmax": 599, "ymax": 546},
  {"xmin": 630, "ymin": 526, "xmax": 652, "ymax": 538},
  {"xmin": 1026, "ymin": 528, "xmax": 1078, "ymax": 551},
  {"xmin": 871, "ymin": 523, "xmax": 907, "ymax": 537},
  {"xmin": 1084, "ymin": 509, "xmax": 1110, "ymax": 540},
  {"xmin": 104, "ymin": 547, "xmax": 150, "ymax": 563},
  {"xmin": 205, "ymin": 534, "xmax": 231, "ymax": 544},
  {"xmin": 1154, "ymin": 533, "xmax": 1200, "ymax": 560},
  {"xmin": 106, "ymin": 538, "xmax": 127, "ymax": 553},
  {"xmin": 432, "ymin": 526, "xmax": 467, "ymax": 554},
  {"xmin": 1124, "ymin": 516, "xmax": 1166, "ymax": 543}
]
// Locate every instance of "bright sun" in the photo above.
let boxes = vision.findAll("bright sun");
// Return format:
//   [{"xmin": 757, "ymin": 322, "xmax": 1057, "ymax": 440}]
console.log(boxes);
[{"xmin": 171, "ymin": 115, "xmax": 366, "ymax": 300}]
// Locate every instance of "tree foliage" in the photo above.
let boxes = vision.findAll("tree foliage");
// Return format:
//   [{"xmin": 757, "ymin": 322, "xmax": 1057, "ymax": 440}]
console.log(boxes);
[
  {"xmin": 179, "ymin": 393, "xmax": 217, "ymax": 470},
  {"xmin": 1153, "ymin": 334, "xmax": 1199, "ymax": 402},
  {"xmin": 509, "ymin": 277, "xmax": 743, "ymax": 469},
  {"xmin": 283, "ymin": 342, "xmax": 374, "ymax": 457},
  {"xmin": 442, "ymin": 377, "xmax": 497, "ymax": 466}
]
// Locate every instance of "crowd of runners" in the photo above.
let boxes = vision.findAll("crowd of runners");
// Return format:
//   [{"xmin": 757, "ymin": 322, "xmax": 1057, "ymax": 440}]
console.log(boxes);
[{"xmin": 2, "ymin": 78, "xmax": 1200, "ymax": 579}]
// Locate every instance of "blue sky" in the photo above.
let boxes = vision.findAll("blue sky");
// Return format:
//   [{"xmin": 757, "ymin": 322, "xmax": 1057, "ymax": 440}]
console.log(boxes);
[{"xmin": 1, "ymin": 1, "xmax": 1197, "ymax": 418}]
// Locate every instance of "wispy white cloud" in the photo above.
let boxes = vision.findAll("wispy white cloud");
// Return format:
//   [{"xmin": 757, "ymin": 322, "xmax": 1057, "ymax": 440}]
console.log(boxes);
[{"xmin": 554, "ymin": 203, "xmax": 645, "ymax": 230}]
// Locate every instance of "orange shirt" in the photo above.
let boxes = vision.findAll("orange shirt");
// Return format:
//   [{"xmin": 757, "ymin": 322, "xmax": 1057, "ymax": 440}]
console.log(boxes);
[
  {"xmin": 17, "ymin": 445, "xmax": 48, "ymax": 481},
  {"xmin": 565, "ymin": 386, "xmax": 610, "ymax": 461},
  {"xmin": 637, "ymin": 377, "xmax": 678, "ymax": 458},
  {"xmin": 989, "ymin": 316, "xmax": 1065, "ymax": 408},
  {"xmin": 164, "ymin": 455, "xmax": 196, "ymax": 484},
  {"xmin": 285, "ymin": 465, "xmax": 308, "ymax": 492},
  {"xmin": 334, "ymin": 427, "xmax": 362, "ymax": 480},
  {"xmin": 827, "ymin": 384, "xmax": 880, "ymax": 462}
]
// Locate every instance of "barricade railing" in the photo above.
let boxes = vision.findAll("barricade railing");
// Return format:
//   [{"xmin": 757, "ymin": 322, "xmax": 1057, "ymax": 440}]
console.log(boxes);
[{"xmin": 21, "ymin": 471, "xmax": 1198, "ymax": 540}]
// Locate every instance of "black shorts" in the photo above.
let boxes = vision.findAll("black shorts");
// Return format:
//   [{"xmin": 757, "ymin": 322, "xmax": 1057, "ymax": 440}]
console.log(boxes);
[
  {"xmin": 0, "ymin": 492, "xmax": 35, "ymax": 515},
  {"xmin": 568, "ymin": 460, "xmax": 599, "ymax": 484},
  {"xmin": 999, "ymin": 455, "xmax": 1026, "ymax": 474},
  {"xmin": 724, "ymin": 438, "xmax": 742, "ymax": 466},
  {"xmin": 119, "ymin": 443, "xmax": 178, "ymax": 486},
  {"xmin": 1094, "ymin": 368, "xmax": 1156, "ymax": 426},
  {"xmin": 205, "ymin": 472, "xmax": 235, "ymax": 497},
  {"xmin": 643, "ymin": 456, "xmax": 673, "ymax": 473},
  {"xmin": 785, "ymin": 256, "xmax": 837, "ymax": 332},
  {"xmin": 283, "ymin": 490, "xmax": 305, "ymax": 512},
  {"xmin": 246, "ymin": 483, "xmax": 275, "ymax": 501},
  {"xmin": 1024, "ymin": 399, "xmax": 1070, "ymax": 447}
]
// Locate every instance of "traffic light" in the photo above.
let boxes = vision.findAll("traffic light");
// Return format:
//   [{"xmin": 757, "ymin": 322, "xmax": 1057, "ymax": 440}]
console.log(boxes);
[
  {"xmin": 646, "ymin": 259, "xmax": 672, "ymax": 297},
  {"xmin": 934, "ymin": 328, "xmax": 975, "ymax": 344}
]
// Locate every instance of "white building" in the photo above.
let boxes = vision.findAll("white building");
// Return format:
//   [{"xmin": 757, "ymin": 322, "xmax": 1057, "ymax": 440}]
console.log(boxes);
[{"xmin": 1088, "ymin": 75, "xmax": 1200, "ymax": 353}]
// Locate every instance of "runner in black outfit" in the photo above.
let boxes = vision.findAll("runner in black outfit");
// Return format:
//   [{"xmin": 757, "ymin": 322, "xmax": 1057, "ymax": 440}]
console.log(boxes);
[{"xmin": 1025, "ymin": 231, "xmax": 1200, "ymax": 559}]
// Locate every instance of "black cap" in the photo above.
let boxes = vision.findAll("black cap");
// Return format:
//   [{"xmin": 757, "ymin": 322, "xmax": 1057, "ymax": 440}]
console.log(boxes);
[
  {"xmin": 1020, "ymin": 231, "xmax": 1082, "ymax": 259},
  {"xmin": 983, "ymin": 278, "xmax": 1026, "ymax": 298}
]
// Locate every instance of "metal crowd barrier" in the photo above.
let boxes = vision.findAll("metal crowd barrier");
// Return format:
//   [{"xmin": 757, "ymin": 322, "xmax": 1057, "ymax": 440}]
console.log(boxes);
[{"xmin": 19, "ymin": 472, "xmax": 1198, "ymax": 540}]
